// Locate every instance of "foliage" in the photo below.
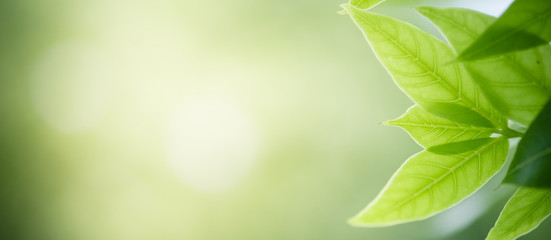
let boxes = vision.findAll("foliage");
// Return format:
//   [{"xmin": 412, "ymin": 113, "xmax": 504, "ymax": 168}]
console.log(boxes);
[
  {"xmin": 457, "ymin": 0, "xmax": 551, "ymax": 61},
  {"xmin": 487, "ymin": 188, "xmax": 551, "ymax": 240},
  {"xmin": 505, "ymin": 100, "xmax": 551, "ymax": 188},
  {"xmin": 341, "ymin": 0, "xmax": 551, "ymax": 239},
  {"xmin": 418, "ymin": 6, "xmax": 551, "ymax": 126}
]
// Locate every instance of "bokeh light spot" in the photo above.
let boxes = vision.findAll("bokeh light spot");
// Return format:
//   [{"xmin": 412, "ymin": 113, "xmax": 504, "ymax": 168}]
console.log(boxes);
[{"xmin": 166, "ymin": 95, "xmax": 259, "ymax": 193}]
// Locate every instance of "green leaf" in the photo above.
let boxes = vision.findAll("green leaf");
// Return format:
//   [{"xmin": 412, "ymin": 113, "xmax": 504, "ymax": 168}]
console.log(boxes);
[
  {"xmin": 349, "ymin": 0, "xmax": 385, "ymax": 10},
  {"xmin": 457, "ymin": 0, "xmax": 551, "ymax": 61},
  {"xmin": 427, "ymin": 138, "xmax": 494, "ymax": 155},
  {"xmin": 385, "ymin": 105, "xmax": 496, "ymax": 148},
  {"xmin": 486, "ymin": 188, "xmax": 551, "ymax": 240},
  {"xmin": 418, "ymin": 6, "xmax": 551, "ymax": 126},
  {"xmin": 505, "ymin": 99, "xmax": 551, "ymax": 188},
  {"xmin": 349, "ymin": 137, "xmax": 508, "ymax": 226},
  {"xmin": 342, "ymin": 5, "xmax": 506, "ymax": 129},
  {"xmin": 422, "ymin": 102, "xmax": 494, "ymax": 128}
]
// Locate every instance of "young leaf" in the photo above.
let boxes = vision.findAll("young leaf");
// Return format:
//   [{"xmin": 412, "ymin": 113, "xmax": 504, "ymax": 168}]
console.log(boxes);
[
  {"xmin": 422, "ymin": 102, "xmax": 494, "ymax": 128},
  {"xmin": 486, "ymin": 188, "xmax": 551, "ymax": 240},
  {"xmin": 385, "ymin": 105, "xmax": 496, "ymax": 148},
  {"xmin": 418, "ymin": 6, "xmax": 551, "ymax": 126},
  {"xmin": 349, "ymin": 0, "xmax": 385, "ymax": 10},
  {"xmin": 504, "ymin": 99, "xmax": 551, "ymax": 188},
  {"xmin": 342, "ymin": 5, "xmax": 506, "ymax": 129},
  {"xmin": 457, "ymin": 0, "xmax": 551, "ymax": 61},
  {"xmin": 349, "ymin": 137, "xmax": 508, "ymax": 226},
  {"xmin": 427, "ymin": 138, "xmax": 494, "ymax": 155}
]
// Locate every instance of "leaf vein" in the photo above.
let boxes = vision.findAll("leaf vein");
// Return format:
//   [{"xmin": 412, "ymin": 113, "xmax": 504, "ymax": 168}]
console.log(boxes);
[
  {"xmin": 353, "ymin": 12, "xmax": 504, "ymax": 128},
  {"xmin": 385, "ymin": 138, "xmax": 503, "ymax": 213}
]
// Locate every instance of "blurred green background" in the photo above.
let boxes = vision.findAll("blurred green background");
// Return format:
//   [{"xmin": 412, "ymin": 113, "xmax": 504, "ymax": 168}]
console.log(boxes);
[{"xmin": 2, "ymin": 0, "xmax": 550, "ymax": 239}]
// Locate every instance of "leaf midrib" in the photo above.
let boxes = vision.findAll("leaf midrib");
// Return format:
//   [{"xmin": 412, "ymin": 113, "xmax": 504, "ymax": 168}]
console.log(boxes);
[
  {"xmin": 352, "ymin": 10, "xmax": 504, "ymax": 128},
  {"xmin": 508, "ymin": 191, "xmax": 551, "ymax": 234},
  {"xmin": 508, "ymin": 147, "xmax": 551, "ymax": 175},
  {"xmin": 353, "ymin": 0, "xmax": 369, "ymax": 7},
  {"xmin": 389, "ymin": 122, "xmax": 497, "ymax": 132},
  {"xmin": 383, "ymin": 137, "xmax": 503, "ymax": 215}
]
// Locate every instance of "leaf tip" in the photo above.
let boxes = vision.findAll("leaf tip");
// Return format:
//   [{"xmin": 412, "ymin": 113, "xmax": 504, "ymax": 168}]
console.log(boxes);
[
  {"xmin": 414, "ymin": 6, "xmax": 432, "ymax": 15},
  {"xmin": 347, "ymin": 214, "xmax": 376, "ymax": 227},
  {"xmin": 339, "ymin": 3, "xmax": 352, "ymax": 14},
  {"xmin": 347, "ymin": 206, "xmax": 382, "ymax": 227},
  {"xmin": 347, "ymin": 216, "xmax": 363, "ymax": 226},
  {"xmin": 339, "ymin": 3, "xmax": 365, "ymax": 16},
  {"xmin": 500, "ymin": 175, "xmax": 520, "ymax": 188},
  {"xmin": 337, "ymin": 4, "xmax": 349, "ymax": 15},
  {"xmin": 456, "ymin": 44, "xmax": 489, "ymax": 62}
]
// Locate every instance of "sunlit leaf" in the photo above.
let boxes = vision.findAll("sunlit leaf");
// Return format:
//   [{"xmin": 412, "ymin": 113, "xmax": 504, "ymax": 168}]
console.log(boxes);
[
  {"xmin": 349, "ymin": 137, "xmax": 508, "ymax": 226},
  {"xmin": 486, "ymin": 188, "xmax": 551, "ymax": 240},
  {"xmin": 384, "ymin": 105, "xmax": 496, "ymax": 148},
  {"xmin": 427, "ymin": 138, "xmax": 494, "ymax": 155},
  {"xmin": 457, "ymin": 0, "xmax": 551, "ymax": 61},
  {"xmin": 349, "ymin": 0, "xmax": 385, "ymax": 10},
  {"xmin": 342, "ymin": 4, "xmax": 506, "ymax": 129},
  {"xmin": 418, "ymin": 6, "xmax": 551, "ymax": 126},
  {"xmin": 505, "ymin": 99, "xmax": 551, "ymax": 188},
  {"xmin": 422, "ymin": 102, "xmax": 494, "ymax": 128}
]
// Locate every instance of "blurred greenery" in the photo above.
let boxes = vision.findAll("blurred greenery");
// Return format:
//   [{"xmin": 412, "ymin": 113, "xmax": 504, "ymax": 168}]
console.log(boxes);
[{"xmin": 1, "ymin": 0, "xmax": 550, "ymax": 239}]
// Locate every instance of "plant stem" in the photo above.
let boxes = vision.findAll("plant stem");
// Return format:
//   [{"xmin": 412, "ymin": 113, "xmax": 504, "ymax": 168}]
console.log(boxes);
[{"xmin": 501, "ymin": 127, "xmax": 524, "ymax": 138}]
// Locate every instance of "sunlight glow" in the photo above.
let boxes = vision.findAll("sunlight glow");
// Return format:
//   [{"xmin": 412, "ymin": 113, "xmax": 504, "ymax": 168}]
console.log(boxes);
[{"xmin": 166, "ymin": 95, "xmax": 259, "ymax": 193}]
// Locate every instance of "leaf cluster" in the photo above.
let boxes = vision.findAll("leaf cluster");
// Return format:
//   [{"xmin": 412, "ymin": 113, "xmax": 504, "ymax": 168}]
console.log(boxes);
[{"xmin": 341, "ymin": 0, "xmax": 551, "ymax": 239}]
